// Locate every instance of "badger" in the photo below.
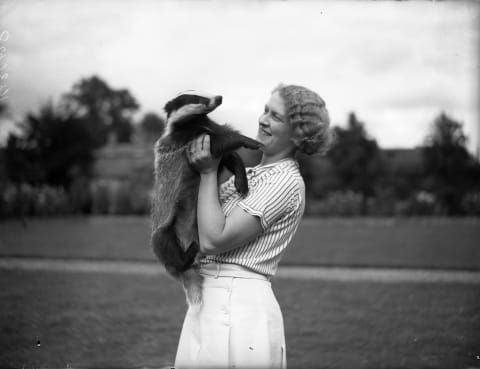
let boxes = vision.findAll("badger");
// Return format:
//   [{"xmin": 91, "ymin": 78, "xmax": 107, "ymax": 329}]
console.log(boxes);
[{"xmin": 151, "ymin": 90, "xmax": 262, "ymax": 307}]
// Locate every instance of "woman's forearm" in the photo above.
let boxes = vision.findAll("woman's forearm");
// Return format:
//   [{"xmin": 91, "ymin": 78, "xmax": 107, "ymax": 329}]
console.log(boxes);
[
  {"xmin": 190, "ymin": 135, "xmax": 262, "ymax": 254},
  {"xmin": 197, "ymin": 170, "xmax": 226, "ymax": 253}
]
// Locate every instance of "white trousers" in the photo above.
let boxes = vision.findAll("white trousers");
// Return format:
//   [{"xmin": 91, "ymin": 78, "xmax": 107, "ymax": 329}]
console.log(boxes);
[{"xmin": 174, "ymin": 263, "xmax": 287, "ymax": 369}]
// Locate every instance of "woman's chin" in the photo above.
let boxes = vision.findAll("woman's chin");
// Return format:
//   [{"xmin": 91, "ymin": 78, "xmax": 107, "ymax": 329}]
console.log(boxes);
[
  {"xmin": 257, "ymin": 140, "xmax": 271, "ymax": 154},
  {"xmin": 256, "ymin": 132, "xmax": 270, "ymax": 144}
]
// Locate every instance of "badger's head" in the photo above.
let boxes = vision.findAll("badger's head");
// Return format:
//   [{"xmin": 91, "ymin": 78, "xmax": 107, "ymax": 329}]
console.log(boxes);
[{"xmin": 164, "ymin": 90, "xmax": 222, "ymax": 126}]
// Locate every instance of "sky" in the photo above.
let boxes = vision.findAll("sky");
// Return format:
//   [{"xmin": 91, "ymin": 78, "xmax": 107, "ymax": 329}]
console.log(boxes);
[{"xmin": 0, "ymin": 0, "xmax": 479, "ymax": 153}]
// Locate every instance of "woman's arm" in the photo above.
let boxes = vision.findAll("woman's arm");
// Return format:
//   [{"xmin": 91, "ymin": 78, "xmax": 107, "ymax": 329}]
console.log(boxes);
[{"xmin": 188, "ymin": 135, "xmax": 263, "ymax": 255}]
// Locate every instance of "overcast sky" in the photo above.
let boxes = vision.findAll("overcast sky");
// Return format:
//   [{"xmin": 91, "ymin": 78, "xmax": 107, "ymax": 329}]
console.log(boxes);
[{"xmin": 0, "ymin": 0, "xmax": 479, "ymax": 152}]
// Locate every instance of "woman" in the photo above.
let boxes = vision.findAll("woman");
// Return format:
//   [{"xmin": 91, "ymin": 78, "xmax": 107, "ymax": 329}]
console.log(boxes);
[{"xmin": 175, "ymin": 84, "xmax": 333, "ymax": 369}]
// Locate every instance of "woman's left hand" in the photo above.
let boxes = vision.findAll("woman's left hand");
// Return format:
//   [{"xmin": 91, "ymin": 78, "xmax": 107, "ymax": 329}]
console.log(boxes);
[{"xmin": 187, "ymin": 134, "xmax": 221, "ymax": 174}]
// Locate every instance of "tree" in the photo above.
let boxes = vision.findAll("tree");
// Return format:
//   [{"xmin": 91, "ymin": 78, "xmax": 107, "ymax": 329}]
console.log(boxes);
[
  {"xmin": 61, "ymin": 76, "xmax": 139, "ymax": 146},
  {"xmin": 0, "ymin": 100, "xmax": 7, "ymax": 116},
  {"xmin": 298, "ymin": 154, "xmax": 339, "ymax": 200},
  {"xmin": 422, "ymin": 112, "xmax": 480, "ymax": 214},
  {"xmin": 139, "ymin": 112, "xmax": 166, "ymax": 144},
  {"xmin": 4, "ymin": 100, "xmax": 95, "ymax": 188},
  {"xmin": 0, "ymin": 101, "xmax": 10, "ymax": 185},
  {"xmin": 326, "ymin": 113, "xmax": 384, "ymax": 212}
]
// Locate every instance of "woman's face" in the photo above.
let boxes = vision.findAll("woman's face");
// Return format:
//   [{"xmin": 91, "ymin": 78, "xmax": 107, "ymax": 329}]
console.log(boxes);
[{"xmin": 257, "ymin": 91, "xmax": 295, "ymax": 155}]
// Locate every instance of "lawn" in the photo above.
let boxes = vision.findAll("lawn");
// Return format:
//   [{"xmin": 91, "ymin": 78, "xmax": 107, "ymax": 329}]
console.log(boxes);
[
  {"xmin": 1, "ymin": 216, "xmax": 480, "ymax": 269},
  {"xmin": 1, "ymin": 216, "xmax": 479, "ymax": 368},
  {"xmin": 0, "ymin": 269, "xmax": 479, "ymax": 369}
]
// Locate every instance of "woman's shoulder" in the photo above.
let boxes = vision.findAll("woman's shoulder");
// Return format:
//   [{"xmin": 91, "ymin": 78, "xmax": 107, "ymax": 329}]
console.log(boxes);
[{"xmin": 256, "ymin": 159, "xmax": 304, "ymax": 189}]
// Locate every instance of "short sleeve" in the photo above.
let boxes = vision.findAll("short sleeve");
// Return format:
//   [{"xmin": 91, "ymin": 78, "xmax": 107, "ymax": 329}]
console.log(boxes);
[{"xmin": 237, "ymin": 171, "xmax": 299, "ymax": 231}]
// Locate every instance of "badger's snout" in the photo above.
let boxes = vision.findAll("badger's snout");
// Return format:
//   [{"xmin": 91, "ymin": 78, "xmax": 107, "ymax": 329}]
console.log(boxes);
[{"xmin": 213, "ymin": 95, "xmax": 222, "ymax": 107}]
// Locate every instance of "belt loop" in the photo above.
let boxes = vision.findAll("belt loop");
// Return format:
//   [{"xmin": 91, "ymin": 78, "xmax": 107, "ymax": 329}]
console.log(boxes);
[{"xmin": 214, "ymin": 263, "xmax": 220, "ymax": 279}]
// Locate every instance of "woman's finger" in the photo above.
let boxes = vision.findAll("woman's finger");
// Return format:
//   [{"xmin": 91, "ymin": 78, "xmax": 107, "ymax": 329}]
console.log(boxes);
[
  {"xmin": 185, "ymin": 143, "xmax": 192, "ymax": 162},
  {"xmin": 203, "ymin": 134, "xmax": 210, "ymax": 154},
  {"xmin": 196, "ymin": 135, "xmax": 204, "ymax": 154},
  {"xmin": 187, "ymin": 140, "xmax": 194, "ymax": 158},
  {"xmin": 199, "ymin": 134, "xmax": 208, "ymax": 152}
]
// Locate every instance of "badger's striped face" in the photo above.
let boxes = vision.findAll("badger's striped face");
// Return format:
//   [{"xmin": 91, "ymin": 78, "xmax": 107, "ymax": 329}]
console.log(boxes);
[{"xmin": 164, "ymin": 90, "xmax": 223, "ymax": 127}]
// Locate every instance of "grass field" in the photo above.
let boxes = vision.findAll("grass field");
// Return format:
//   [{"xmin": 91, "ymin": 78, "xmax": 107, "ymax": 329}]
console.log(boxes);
[
  {"xmin": 1, "ymin": 269, "xmax": 479, "ymax": 369},
  {"xmin": 0, "ymin": 216, "xmax": 479, "ymax": 368},
  {"xmin": 1, "ymin": 216, "xmax": 480, "ymax": 269}
]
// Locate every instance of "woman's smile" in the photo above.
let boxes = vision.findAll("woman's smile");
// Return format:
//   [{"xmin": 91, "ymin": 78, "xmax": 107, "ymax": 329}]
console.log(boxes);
[{"xmin": 258, "ymin": 126, "xmax": 272, "ymax": 137}]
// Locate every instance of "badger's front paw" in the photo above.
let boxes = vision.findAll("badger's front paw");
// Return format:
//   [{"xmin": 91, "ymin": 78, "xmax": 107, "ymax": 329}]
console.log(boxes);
[{"xmin": 234, "ymin": 175, "xmax": 249, "ymax": 195}]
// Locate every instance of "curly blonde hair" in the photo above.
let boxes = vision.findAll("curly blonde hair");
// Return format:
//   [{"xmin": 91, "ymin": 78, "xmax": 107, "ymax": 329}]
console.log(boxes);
[{"xmin": 273, "ymin": 84, "xmax": 334, "ymax": 155}]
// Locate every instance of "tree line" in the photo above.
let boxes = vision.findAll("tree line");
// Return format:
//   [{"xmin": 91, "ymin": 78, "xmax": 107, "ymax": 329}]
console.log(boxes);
[
  {"xmin": 297, "ymin": 113, "xmax": 480, "ymax": 216},
  {"xmin": 1, "ymin": 75, "xmax": 479, "ymax": 217}
]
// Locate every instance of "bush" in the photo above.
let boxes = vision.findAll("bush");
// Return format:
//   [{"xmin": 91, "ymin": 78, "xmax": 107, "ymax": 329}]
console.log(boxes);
[
  {"xmin": 1, "ymin": 183, "xmax": 35, "ymax": 217},
  {"xmin": 366, "ymin": 190, "xmax": 396, "ymax": 216},
  {"xmin": 129, "ymin": 185, "xmax": 151, "ymax": 215},
  {"xmin": 110, "ymin": 181, "xmax": 131, "ymax": 215},
  {"xmin": 1, "ymin": 184, "xmax": 25, "ymax": 218},
  {"xmin": 90, "ymin": 180, "xmax": 114, "ymax": 215},
  {"xmin": 69, "ymin": 176, "xmax": 91, "ymax": 213},
  {"xmin": 0, "ymin": 183, "xmax": 71, "ymax": 218},
  {"xmin": 461, "ymin": 192, "xmax": 480, "ymax": 215},
  {"xmin": 0, "ymin": 177, "xmax": 153, "ymax": 218},
  {"xmin": 306, "ymin": 191, "xmax": 364, "ymax": 217},
  {"xmin": 33, "ymin": 186, "xmax": 71, "ymax": 216},
  {"xmin": 90, "ymin": 179, "xmax": 150, "ymax": 215},
  {"xmin": 394, "ymin": 191, "xmax": 444, "ymax": 216},
  {"xmin": 111, "ymin": 181, "xmax": 150, "ymax": 215},
  {"xmin": 304, "ymin": 190, "xmax": 450, "ymax": 217}
]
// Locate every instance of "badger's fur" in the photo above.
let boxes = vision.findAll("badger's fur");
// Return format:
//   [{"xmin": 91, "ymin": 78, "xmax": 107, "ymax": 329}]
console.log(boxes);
[{"xmin": 151, "ymin": 91, "xmax": 262, "ymax": 307}]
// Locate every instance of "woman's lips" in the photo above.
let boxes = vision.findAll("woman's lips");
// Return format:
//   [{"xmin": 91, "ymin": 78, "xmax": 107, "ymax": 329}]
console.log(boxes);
[{"xmin": 259, "ymin": 127, "xmax": 272, "ymax": 136}]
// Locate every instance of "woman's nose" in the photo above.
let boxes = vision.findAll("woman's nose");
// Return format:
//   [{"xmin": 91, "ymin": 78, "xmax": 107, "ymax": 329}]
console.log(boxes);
[{"xmin": 259, "ymin": 114, "xmax": 268, "ymax": 127}]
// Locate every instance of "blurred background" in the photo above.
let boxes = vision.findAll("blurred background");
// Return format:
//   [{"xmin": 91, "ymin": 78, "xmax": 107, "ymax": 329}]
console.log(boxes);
[
  {"xmin": 0, "ymin": 1, "xmax": 479, "ymax": 368},
  {"xmin": 0, "ymin": 0, "xmax": 479, "ymax": 218}
]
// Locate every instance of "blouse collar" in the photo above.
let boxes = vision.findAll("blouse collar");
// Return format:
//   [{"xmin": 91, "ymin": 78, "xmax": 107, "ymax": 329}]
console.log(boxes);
[{"xmin": 252, "ymin": 157, "xmax": 299, "ymax": 171}]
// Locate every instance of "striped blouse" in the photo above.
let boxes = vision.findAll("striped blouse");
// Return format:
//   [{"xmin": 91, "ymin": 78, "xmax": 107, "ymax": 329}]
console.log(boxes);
[{"xmin": 199, "ymin": 158, "xmax": 305, "ymax": 276}]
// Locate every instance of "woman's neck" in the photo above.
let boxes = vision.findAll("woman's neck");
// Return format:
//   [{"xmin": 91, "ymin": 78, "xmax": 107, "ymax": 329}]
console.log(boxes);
[{"xmin": 259, "ymin": 150, "xmax": 296, "ymax": 166}]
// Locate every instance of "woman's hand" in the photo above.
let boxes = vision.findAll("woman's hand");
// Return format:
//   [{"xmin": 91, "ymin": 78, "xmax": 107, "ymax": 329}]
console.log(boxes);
[{"xmin": 186, "ymin": 134, "xmax": 221, "ymax": 174}]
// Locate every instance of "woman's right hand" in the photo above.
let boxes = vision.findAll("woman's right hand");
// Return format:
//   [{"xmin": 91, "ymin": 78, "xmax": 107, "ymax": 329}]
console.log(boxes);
[{"xmin": 186, "ymin": 134, "xmax": 221, "ymax": 174}]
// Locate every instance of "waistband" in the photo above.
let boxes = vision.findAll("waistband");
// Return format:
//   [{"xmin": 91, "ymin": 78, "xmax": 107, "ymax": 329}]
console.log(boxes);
[{"xmin": 200, "ymin": 263, "xmax": 270, "ymax": 281}]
